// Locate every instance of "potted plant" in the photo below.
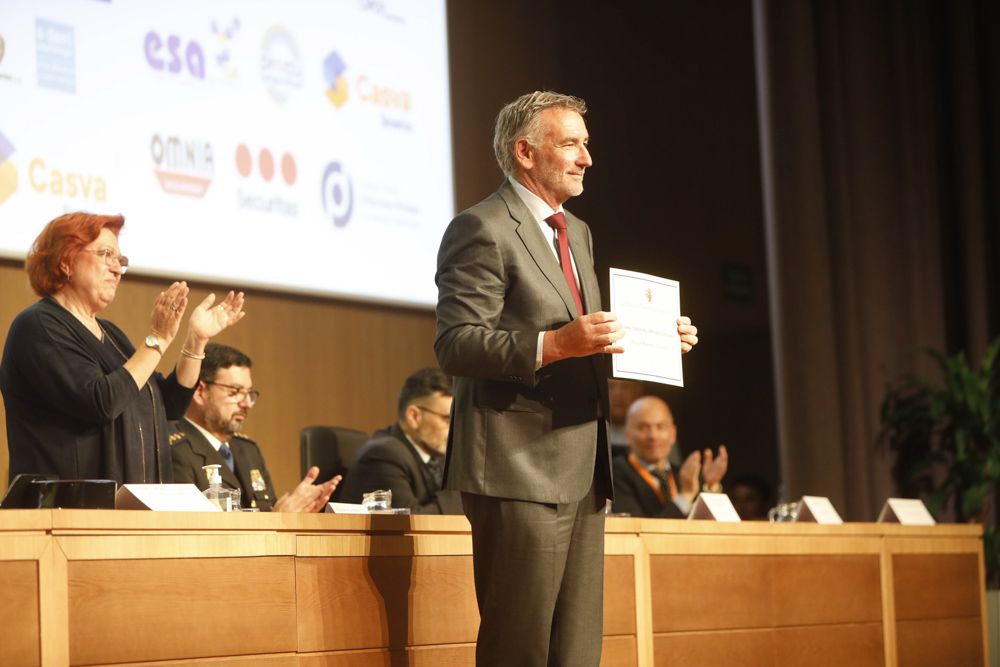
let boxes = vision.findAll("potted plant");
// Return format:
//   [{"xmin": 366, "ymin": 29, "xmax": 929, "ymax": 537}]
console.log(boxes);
[
  {"xmin": 879, "ymin": 337, "xmax": 1000, "ymax": 659},
  {"xmin": 879, "ymin": 338, "xmax": 1000, "ymax": 571}
]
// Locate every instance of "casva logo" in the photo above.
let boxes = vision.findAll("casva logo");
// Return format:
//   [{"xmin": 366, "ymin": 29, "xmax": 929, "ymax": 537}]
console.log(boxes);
[
  {"xmin": 151, "ymin": 134, "xmax": 214, "ymax": 197},
  {"xmin": 29, "ymin": 158, "xmax": 107, "ymax": 201},
  {"xmin": 0, "ymin": 131, "xmax": 17, "ymax": 205},
  {"xmin": 321, "ymin": 161, "xmax": 352, "ymax": 228},
  {"xmin": 144, "ymin": 31, "xmax": 205, "ymax": 79},
  {"xmin": 323, "ymin": 51, "xmax": 348, "ymax": 108}
]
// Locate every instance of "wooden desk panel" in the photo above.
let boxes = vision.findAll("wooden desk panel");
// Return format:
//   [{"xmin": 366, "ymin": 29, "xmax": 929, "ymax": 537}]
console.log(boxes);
[
  {"xmin": 0, "ymin": 559, "xmax": 41, "ymax": 667},
  {"xmin": 0, "ymin": 511, "xmax": 985, "ymax": 667},
  {"xmin": 68, "ymin": 556, "xmax": 296, "ymax": 665}
]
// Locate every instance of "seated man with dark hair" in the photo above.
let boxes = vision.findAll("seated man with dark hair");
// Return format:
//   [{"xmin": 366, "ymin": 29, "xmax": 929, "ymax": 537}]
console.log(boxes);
[
  {"xmin": 170, "ymin": 343, "xmax": 338, "ymax": 512},
  {"xmin": 612, "ymin": 396, "xmax": 728, "ymax": 518},
  {"xmin": 340, "ymin": 368, "xmax": 462, "ymax": 514}
]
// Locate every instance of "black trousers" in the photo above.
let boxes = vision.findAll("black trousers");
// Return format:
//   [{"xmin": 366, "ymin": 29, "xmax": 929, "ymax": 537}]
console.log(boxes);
[{"xmin": 462, "ymin": 483, "xmax": 606, "ymax": 667}]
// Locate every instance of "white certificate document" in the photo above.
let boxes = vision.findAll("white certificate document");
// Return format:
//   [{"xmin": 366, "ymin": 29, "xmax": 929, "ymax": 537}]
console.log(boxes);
[{"xmin": 609, "ymin": 268, "xmax": 683, "ymax": 387}]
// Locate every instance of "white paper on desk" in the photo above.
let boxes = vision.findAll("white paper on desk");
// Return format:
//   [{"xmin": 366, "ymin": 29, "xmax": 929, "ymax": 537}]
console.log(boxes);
[
  {"xmin": 687, "ymin": 493, "xmax": 741, "ymax": 522},
  {"xmin": 796, "ymin": 495, "xmax": 843, "ymax": 524},
  {"xmin": 115, "ymin": 484, "xmax": 220, "ymax": 511},
  {"xmin": 877, "ymin": 498, "xmax": 936, "ymax": 525},
  {"xmin": 327, "ymin": 502, "xmax": 369, "ymax": 514},
  {"xmin": 609, "ymin": 268, "xmax": 683, "ymax": 387}
]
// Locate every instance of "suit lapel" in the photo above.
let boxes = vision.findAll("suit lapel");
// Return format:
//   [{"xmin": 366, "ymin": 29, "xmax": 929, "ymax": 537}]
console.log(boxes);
[
  {"xmin": 179, "ymin": 419, "xmax": 241, "ymax": 490},
  {"xmin": 501, "ymin": 182, "xmax": 581, "ymax": 319}
]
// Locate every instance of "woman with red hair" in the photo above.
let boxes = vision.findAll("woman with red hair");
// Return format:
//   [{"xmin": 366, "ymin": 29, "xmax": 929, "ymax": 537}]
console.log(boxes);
[{"xmin": 0, "ymin": 212, "xmax": 246, "ymax": 484}]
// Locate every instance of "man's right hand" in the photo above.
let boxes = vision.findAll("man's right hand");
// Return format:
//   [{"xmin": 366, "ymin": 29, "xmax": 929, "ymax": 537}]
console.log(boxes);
[{"xmin": 542, "ymin": 311, "xmax": 625, "ymax": 366}]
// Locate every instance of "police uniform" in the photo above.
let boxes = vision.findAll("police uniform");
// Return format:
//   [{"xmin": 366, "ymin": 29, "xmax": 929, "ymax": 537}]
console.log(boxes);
[{"xmin": 169, "ymin": 418, "xmax": 278, "ymax": 510}]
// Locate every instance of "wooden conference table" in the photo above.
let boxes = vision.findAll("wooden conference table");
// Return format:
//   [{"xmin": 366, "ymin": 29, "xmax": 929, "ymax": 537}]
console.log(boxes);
[{"xmin": 0, "ymin": 510, "xmax": 985, "ymax": 667}]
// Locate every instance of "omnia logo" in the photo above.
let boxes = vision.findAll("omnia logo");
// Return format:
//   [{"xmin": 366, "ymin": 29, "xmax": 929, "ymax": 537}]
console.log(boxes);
[
  {"xmin": 29, "ymin": 157, "xmax": 106, "ymax": 201},
  {"xmin": 151, "ymin": 134, "xmax": 214, "ymax": 197}
]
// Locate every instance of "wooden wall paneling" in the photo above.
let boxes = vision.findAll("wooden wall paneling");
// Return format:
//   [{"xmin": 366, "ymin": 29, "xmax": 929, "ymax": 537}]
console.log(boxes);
[
  {"xmin": 599, "ymin": 635, "xmax": 638, "ymax": 667},
  {"xmin": 298, "ymin": 644, "xmax": 476, "ymax": 667},
  {"xmin": 879, "ymin": 543, "xmax": 899, "ymax": 667},
  {"xmin": 771, "ymin": 623, "xmax": 884, "ymax": 667},
  {"xmin": 769, "ymin": 554, "xmax": 882, "ymax": 626},
  {"xmin": 0, "ymin": 559, "xmax": 41, "ymax": 666},
  {"xmin": 892, "ymin": 553, "xmax": 982, "ymax": 620},
  {"xmin": 895, "ymin": 617, "xmax": 985, "ymax": 667},
  {"xmin": 653, "ymin": 628, "xmax": 775, "ymax": 667},
  {"xmin": 86, "ymin": 656, "xmax": 299, "ymax": 667},
  {"xmin": 650, "ymin": 554, "xmax": 773, "ymax": 632},
  {"xmin": 38, "ymin": 535, "xmax": 69, "ymax": 667},
  {"xmin": 603, "ymin": 555, "xmax": 637, "ymax": 636},
  {"xmin": 68, "ymin": 556, "xmax": 296, "ymax": 665}
]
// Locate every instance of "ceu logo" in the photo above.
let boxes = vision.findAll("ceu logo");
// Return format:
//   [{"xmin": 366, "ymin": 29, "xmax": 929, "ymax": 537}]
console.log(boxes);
[
  {"xmin": 211, "ymin": 18, "xmax": 241, "ymax": 80},
  {"xmin": 29, "ymin": 158, "xmax": 107, "ymax": 201},
  {"xmin": 260, "ymin": 26, "xmax": 302, "ymax": 105},
  {"xmin": 0, "ymin": 131, "xmax": 17, "ymax": 205},
  {"xmin": 323, "ymin": 51, "xmax": 348, "ymax": 108},
  {"xmin": 144, "ymin": 31, "xmax": 205, "ymax": 79},
  {"xmin": 36, "ymin": 19, "xmax": 76, "ymax": 93},
  {"xmin": 235, "ymin": 144, "xmax": 298, "ymax": 217},
  {"xmin": 321, "ymin": 161, "xmax": 353, "ymax": 228},
  {"xmin": 236, "ymin": 144, "xmax": 296, "ymax": 185},
  {"xmin": 151, "ymin": 134, "xmax": 214, "ymax": 197}
]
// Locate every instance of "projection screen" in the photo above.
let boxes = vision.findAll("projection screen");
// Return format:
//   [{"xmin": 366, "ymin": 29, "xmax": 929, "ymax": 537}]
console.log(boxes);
[{"xmin": 0, "ymin": 0, "xmax": 454, "ymax": 308}]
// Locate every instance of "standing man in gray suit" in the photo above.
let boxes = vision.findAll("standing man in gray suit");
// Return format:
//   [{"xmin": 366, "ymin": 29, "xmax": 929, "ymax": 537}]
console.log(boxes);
[{"xmin": 435, "ymin": 91, "xmax": 699, "ymax": 666}]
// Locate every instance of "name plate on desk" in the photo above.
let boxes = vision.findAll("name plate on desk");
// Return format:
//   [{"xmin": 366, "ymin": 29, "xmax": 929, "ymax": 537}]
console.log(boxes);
[
  {"xmin": 795, "ymin": 496, "xmax": 843, "ymax": 524},
  {"xmin": 878, "ymin": 497, "xmax": 936, "ymax": 525},
  {"xmin": 327, "ymin": 502, "xmax": 369, "ymax": 514},
  {"xmin": 688, "ymin": 492, "xmax": 741, "ymax": 522},
  {"xmin": 116, "ymin": 484, "xmax": 220, "ymax": 511}
]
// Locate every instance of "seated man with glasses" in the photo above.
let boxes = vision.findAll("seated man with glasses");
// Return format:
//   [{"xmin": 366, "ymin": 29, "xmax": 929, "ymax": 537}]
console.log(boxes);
[
  {"xmin": 170, "ymin": 343, "xmax": 339, "ymax": 511},
  {"xmin": 340, "ymin": 368, "xmax": 462, "ymax": 514}
]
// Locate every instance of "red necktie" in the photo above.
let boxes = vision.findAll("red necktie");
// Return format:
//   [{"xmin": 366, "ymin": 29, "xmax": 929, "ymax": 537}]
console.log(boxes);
[{"xmin": 545, "ymin": 212, "xmax": 584, "ymax": 316}]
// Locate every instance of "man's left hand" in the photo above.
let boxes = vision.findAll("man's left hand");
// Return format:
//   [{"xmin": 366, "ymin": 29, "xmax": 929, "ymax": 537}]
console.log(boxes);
[
  {"xmin": 677, "ymin": 316, "xmax": 699, "ymax": 353},
  {"xmin": 701, "ymin": 445, "xmax": 728, "ymax": 487},
  {"xmin": 274, "ymin": 466, "xmax": 341, "ymax": 513}
]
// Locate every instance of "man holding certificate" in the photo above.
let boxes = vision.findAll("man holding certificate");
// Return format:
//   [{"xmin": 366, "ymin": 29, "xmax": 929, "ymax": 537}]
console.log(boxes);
[{"xmin": 435, "ymin": 90, "xmax": 699, "ymax": 666}]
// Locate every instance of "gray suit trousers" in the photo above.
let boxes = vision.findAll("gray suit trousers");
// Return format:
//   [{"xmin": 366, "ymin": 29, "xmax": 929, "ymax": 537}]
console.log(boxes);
[{"xmin": 462, "ymin": 485, "xmax": 606, "ymax": 667}]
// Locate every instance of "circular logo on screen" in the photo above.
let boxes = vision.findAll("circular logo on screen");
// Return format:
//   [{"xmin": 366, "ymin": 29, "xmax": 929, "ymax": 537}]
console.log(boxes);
[
  {"xmin": 321, "ymin": 161, "xmax": 353, "ymax": 227},
  {"xmin": 260, "ymin": 26, "xmax": 302, "ymax": 105}
]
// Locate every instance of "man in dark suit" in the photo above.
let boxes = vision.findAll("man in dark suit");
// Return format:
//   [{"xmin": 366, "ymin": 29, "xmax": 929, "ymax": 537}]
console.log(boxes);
[
  {"xmin": 170, "ymin": 343, "xmax": 338, "ymax": 512},
  {"xmin": 340, "ymin": 368, "xmax": 462, "ymax": 514},
  {"xmin": 435, "ymin": 91, "xmax": 699, "ymax": 666},
  {"xmin": 612, "ymin": 396, "xmax": 727, "ymax": 518}
]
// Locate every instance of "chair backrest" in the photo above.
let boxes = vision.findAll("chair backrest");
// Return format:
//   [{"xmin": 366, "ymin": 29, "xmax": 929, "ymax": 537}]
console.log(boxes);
[{"xmin": 299, "ymin": 426, "xmax": 368, "ymax": 500}]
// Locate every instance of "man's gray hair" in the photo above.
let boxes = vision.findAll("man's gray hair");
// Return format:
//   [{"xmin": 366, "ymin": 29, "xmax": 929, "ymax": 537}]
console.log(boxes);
[{"xmin": 493, "ymin": 91, "xmax": 587, "ymax": 177}]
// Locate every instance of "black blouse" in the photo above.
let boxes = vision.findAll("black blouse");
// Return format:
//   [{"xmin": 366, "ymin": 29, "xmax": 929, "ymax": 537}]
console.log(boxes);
[{"xmin": 0, "ymin": 296, "xmax": 195, "ymax": 484}]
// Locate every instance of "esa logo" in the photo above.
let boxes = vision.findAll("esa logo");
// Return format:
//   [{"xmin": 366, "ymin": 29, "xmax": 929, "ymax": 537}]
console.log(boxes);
[
  {"xmin": 321, "ymin": 161, "xmax": 352, "ymax": 228},
  {"xmin": 144, "ymin": 31, "xmax": 206, "ymax": 79}
]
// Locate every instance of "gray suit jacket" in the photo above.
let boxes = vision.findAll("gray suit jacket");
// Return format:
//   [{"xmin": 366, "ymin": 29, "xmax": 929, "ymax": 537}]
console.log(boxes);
[{"xmin": 435, "ymin": 180, "xmax": 612, "ymax": 504}]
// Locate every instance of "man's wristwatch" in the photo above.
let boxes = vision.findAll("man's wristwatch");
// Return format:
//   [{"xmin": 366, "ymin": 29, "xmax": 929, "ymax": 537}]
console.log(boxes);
[{"xmin": 144, "ymin": 334, "xmax": 164, "ymax": 355}]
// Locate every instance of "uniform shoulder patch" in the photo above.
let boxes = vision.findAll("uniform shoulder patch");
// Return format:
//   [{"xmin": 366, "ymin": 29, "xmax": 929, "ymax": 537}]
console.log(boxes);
[{"xmin": 168, "ymin": 431, "xmax": 187, "ymax": 445}]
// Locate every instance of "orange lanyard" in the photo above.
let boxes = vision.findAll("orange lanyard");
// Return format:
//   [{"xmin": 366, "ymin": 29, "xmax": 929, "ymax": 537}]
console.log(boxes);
[{"xmin": 628, "ymin": 453, "xmax": 677, "ymax": 506}]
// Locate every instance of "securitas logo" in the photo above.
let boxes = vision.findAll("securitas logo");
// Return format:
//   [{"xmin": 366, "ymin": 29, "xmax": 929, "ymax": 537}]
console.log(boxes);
[
  {"xmin": 0, "ymin": 131, "xmax": 17, "ymax": 205},
  {"xmin": 323, "ymin": 50, "xmax": 348, "ymax": 108},
  {"xmin": 260, "ymin": 26, "xmax": 302, "ymax": 105},
  {"xmin": 321, "ymin": 161, "xmax": 352, "ymax": 228},
  {"xmin": 36, "ymin": 19, "xmax": 75, "ymax": 93},
  {"xmin": 151, "ymin": 134, "xmax": 214, "ymax": 197},
  {"xmin": 144, "ymin": 31, "xmax": 206, "ymax": 79},
  {"xmin": 235, "ymin": 143, "xmax": 298, "ymax": 217}
]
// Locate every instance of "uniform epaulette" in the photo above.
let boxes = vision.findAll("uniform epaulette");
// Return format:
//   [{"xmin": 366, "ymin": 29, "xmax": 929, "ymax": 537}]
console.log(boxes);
[
  {"xmin": 232, "ymin": 432, "xmax": 256, "ymax": 444},
  {"xmin": 168, "ymin": 431, "xmax": 186, "ymax": 445}
]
